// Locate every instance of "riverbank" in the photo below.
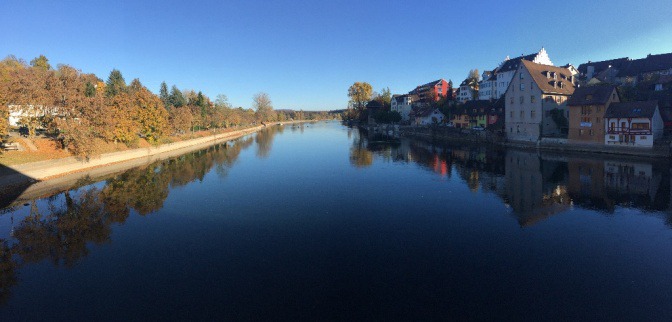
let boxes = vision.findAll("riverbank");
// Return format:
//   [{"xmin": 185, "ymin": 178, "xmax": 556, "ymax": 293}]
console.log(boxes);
[
  {"xmin": 0, "ymin": 121, "xmax": 311, "ymax": 206},
  {"xmin": 399, "ymin": 126, "xmax": 672, "ymax": 158}
]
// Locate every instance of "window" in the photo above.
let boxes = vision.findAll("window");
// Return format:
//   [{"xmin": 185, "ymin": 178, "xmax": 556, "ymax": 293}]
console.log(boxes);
[
  {"xmin": 581, "ymin": 106, "xmax": 592, "ymax": 115},
  {"xmin": 586, "ymin": 94, "xmax": 593, "ymax": 100},
  {"xmin": 641, "ymin": 136, "xmax": 647, "ymax": 139},
  {"xmin": 589, "ymin": 129, "xmax": 594, "ymax": 136},
  {"xmin": 531, "ymin": 95, "xmax": 536, "ymax": 103},
  {"xmin": 520, "ymin": 72, "xmax": 524, "ymax": 79},
  {"xmin": 520, "ymin": 96, "xmax": 524, "ymax": 104},
  {"xmin": 531, "ymin": 110, "xmax": 536, "ymax": 118},
  {"xmin": 632, "ymin": 123, "xmax": 649, "ymax": 130},
  {"xmin": 520, "ymin": 111, "xmax": 524, "ymax": 119},
  {"xmin": 510, "ymin": 97, "xmax": 514, "ymax": 104},
  {"xmin": 520, "ymin": 83, "xmax": 525, "ymax": 91},
  {"xmin": 579, "ymin": 129, "xmax": 584, "ymax": 135},
  {"xmin": 510, "ymin": 111, "xmax": 513, "ymax": 118},
  {"xmin": 609, "ymin": 135, "xmax": 615, "ymax": 140}
]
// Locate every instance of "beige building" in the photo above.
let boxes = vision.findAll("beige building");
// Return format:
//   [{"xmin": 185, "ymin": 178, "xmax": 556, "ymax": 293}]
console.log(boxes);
[
  {"xmin": 567, "ymin": 85, "xmax": 619, "ymax": 144},
  {"xmin": 505, "ymin": 60, "xmax": 576, "ymax": 142}
]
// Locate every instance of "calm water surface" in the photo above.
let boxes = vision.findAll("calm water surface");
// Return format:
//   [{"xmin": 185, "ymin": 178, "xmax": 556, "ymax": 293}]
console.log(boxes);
[{"xmin": 1, "ymin": 121, "xmax": 672, "ymax": 320}]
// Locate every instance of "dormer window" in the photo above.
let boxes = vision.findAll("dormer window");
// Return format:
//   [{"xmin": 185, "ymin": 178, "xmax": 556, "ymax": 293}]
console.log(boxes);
[{"xmin": 586, "ymin": 94, "xmax": 593, "ymax": 100}]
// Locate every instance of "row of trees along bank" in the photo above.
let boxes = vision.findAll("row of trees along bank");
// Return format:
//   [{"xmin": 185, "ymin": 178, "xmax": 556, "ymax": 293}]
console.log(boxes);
[{"xmin": 0, "ymin": 55, "xmax": 336, "ymax": 157}]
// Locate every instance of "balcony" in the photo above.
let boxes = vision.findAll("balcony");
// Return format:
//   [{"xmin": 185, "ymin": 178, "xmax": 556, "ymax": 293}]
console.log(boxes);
[{"xmin": 606, "ymin": 127, "xmax": 651, "ymax": 135}]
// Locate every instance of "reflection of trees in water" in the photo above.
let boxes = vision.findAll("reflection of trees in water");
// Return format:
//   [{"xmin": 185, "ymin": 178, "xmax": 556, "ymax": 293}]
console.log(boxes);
[
  {"xmin": 255, "ymin": 125, "xmax": 283, "ymax": 158},
  {"xmin": 0, "ymin": 137, "xmax": 255, "ymax": 305},
  {"xmin": 0, "ymin": 240, "xmax": 17, "ymax": 305},
  {"xmin": 349, "ymin": 132, "xmax": 373, "ymax": 168}
]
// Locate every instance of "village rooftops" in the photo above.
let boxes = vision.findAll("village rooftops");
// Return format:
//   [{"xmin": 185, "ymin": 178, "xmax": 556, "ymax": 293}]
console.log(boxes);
[
  {"xmin": 521, "ymin": 60, "xmax": 576, "ymax": 95},
  {"xmin": 578, "ymin": 57, "xmax": 630, "ymax": 76},
  {"xmin": 618, "ymin": 52, "xmax": 672, "ymax": 77},
  {"xmin": 604, "ymin": 101, "xmax": 658, "ymax": 119},
  {"xmin": 567, "ymin": 85, "xmax": 617, "ymax": 106}
]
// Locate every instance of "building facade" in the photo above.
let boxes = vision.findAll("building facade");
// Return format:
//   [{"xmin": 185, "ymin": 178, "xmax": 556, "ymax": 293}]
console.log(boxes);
[
  {"xmin": 505, "ymin": 60, "xmax": 575, "ymax": 142},
  {"xmin": 391, "ymin": 94, "xmax": 417, "ymax": 122},
  {"xmin": 409, "ymin": 79, "xmax": 450, "ymax": 102},
  {"xmin": 604, "ymin": 101, "xmax": 663, "ymax": 148},
  {"xmin": 567, "ymin": 85, "xmax": 619, "ymax": 144}
]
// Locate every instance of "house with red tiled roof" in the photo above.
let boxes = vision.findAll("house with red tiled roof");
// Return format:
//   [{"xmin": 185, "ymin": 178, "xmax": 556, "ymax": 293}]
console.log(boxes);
[{"xmin": 505, "ymin": 60, "xmax": 576, "ymax": 142}]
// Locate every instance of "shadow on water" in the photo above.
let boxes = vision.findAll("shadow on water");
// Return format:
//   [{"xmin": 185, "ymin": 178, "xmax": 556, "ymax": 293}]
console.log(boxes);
[
  {"xmin": 350, "ymin": 126, "xmax": 672, "ymax": 227},
  {"xmin": 0, "ymin": 135, "xmax": 258, "ymax": 305}
]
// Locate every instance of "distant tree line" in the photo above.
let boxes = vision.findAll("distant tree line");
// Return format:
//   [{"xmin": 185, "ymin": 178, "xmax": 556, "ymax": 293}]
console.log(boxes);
[{"xmin": 0, "ymin": 55, "xmax": 337, "ymax": 156}]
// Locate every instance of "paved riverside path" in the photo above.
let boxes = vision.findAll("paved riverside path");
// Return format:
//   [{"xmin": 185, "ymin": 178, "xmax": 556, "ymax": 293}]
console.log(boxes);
[{"xmin": 0, "ymin": 123, "xmax": 295, "ymax": 190}]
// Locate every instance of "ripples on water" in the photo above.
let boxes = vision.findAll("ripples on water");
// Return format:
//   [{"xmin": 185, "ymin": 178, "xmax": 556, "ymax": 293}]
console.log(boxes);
[{"xmin": 1, "ymin": 121, "xmax": 672, "ymax": 320}]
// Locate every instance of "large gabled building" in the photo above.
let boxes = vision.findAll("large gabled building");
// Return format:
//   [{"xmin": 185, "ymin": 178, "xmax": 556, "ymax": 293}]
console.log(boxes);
[
  {"xmin": 495, "ymin": 48, "xmax": 554, "ymax": 100},
  {"xmin": 505, "ymin": 60, "xmax": 576, "ymax": 142}
]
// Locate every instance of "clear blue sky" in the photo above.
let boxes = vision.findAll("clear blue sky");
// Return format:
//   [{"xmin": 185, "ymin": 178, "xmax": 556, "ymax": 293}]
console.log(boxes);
[{"xmin": 1, "ymin": 0, "xmax": 671, "ymax": 111}]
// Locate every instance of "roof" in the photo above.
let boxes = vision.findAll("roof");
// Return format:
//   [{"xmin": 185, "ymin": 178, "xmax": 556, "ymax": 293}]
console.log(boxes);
[
  {"xmin": 521, "ymin": 60, "xmax": 576, "ymax": 95},
  {"xmin": 567, "ymin": 85, "xmax": 617, "ymax": 106},
  {"xmin": 498, "ymin": 53, "xmax": 539, "ymax": 73},
  {"xmin": 365, "ymin": 100, "xmax": 384, "ymax": 109},
  {"xmin": 409, "ymin": 79, "xmax": 446, "ymax": 94},
  {"xmin": 410, "ymin": 106, "xmax": 443, "ymax": 117},
  {"xmin": 577, "ymin": 58, "xmax": 630, "ymax": 76},
  {"xmin": 393, "ymin": 94, "xmax": 417, "ymax": 103},
  {"xmin": 604, "ymin": 101, "xmax": 659, "ymax": 118},
  {"xmin": 619, "ymin": 53, "xmax": 672, "ymax": 77},
  {"xmin": 656, "ymin": 74, "xmax": 672, "ymax": 84},
  {"xmin": 577, "ymin": 53, "xmax": 672, "ymax": 78}
]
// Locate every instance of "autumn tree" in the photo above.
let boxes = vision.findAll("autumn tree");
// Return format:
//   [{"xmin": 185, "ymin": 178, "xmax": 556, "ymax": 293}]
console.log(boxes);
[
  {"xmin": 347, "ymin": 82, "xmax": 373, "ymax": 120},
  {"xmin": 131, "ymin": 81, "xmax": 169, "ymax": 143},
  {"xmin": 170, "ymin": 106, "xmax": 193, "ymax": 134},
  {"xmin": 253, "ymin": 92, "xmax": 274, "ymax": 122},
  {"xmin": 105, "ymin": 69, "xmax": 126, "ymax": 97},
  {"xmin": 30, "ymin": 55, "xmax": 51, "ymax": 71},
  {"xmin": 374, "ymin": 87, "xmax": 392, "ymax": 109},
  {"xmin": 467, "ymin": 69, "xmax": 480, "ymax": 101}
]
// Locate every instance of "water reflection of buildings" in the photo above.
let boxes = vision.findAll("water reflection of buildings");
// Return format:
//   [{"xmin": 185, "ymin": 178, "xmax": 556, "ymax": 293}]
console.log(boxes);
[
  {"xmin": 356, "ymin": 126, "xmax": 672, "ymax": 228},
  {"xmin": 505, "ymin": 150, "xmax": 571, "ymax": 227}
]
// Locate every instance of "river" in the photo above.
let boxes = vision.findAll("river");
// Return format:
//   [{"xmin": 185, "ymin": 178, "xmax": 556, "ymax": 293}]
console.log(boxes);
[{"xmin": 1, "ymin": 121, "xmax": 672, "ymax": 320}]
